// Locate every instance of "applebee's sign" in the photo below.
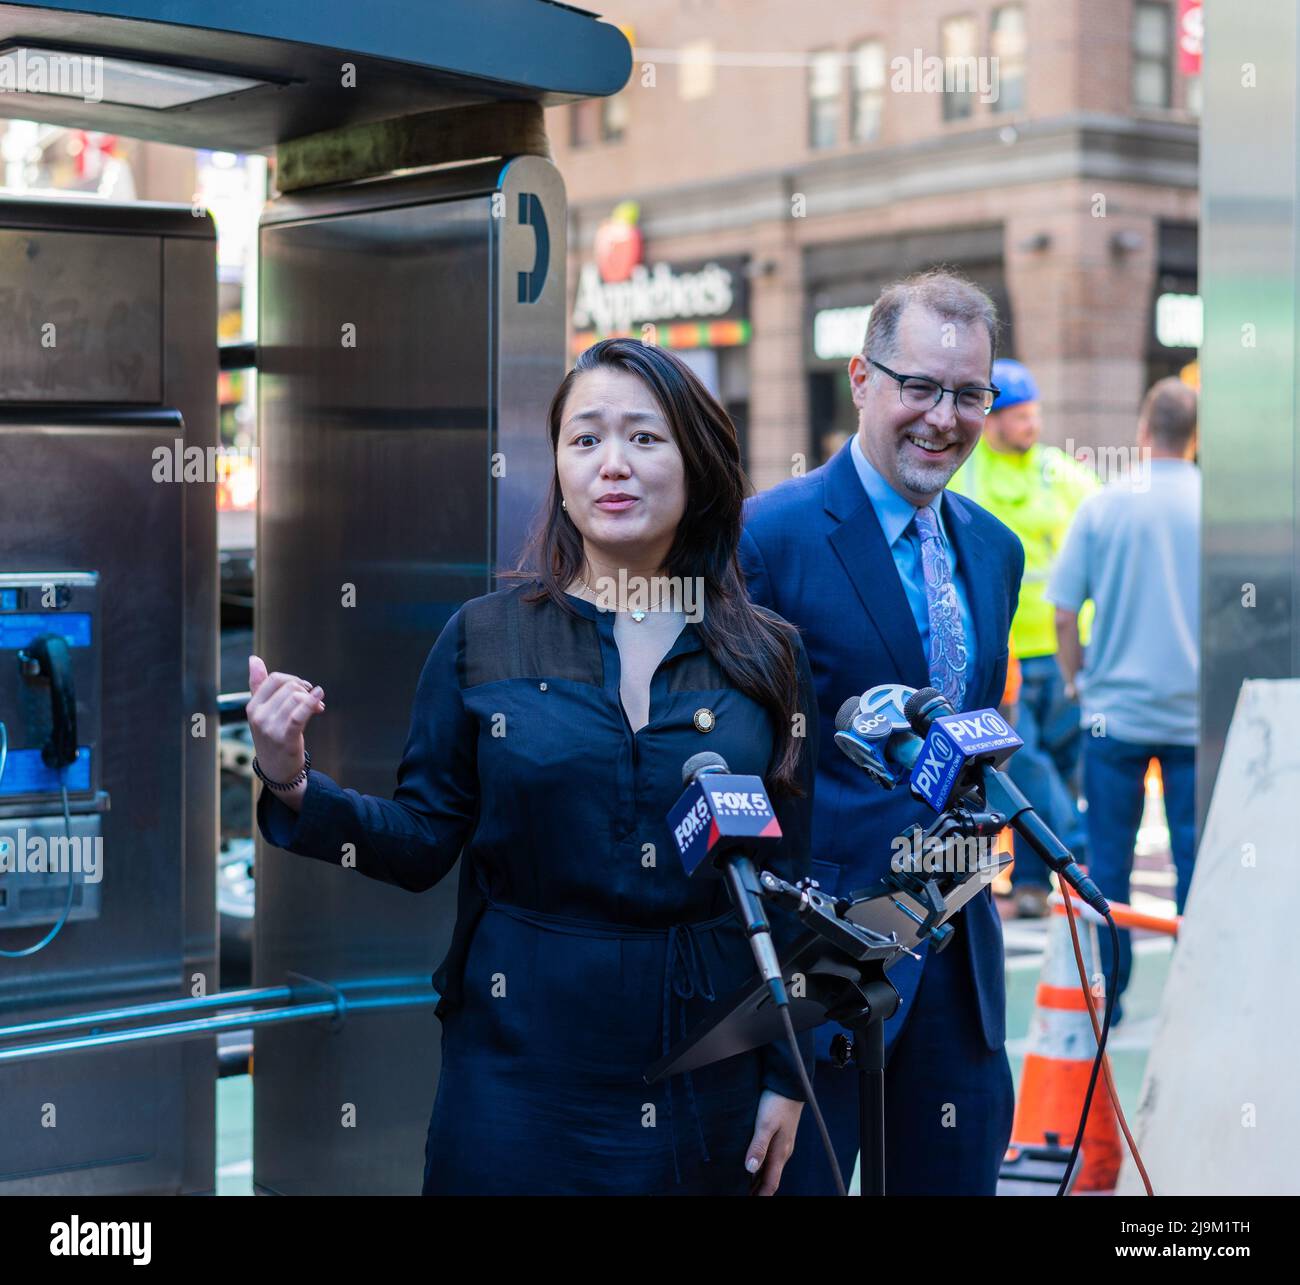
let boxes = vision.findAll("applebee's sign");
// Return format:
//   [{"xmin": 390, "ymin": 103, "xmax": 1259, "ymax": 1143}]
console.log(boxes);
[
  {"xmin": 573, "ymin": 260, "xmax": 740, "ymax": 333},
  {"xmin": 575, "ymin": 202, "xmax": 745, "ymax": 334}
]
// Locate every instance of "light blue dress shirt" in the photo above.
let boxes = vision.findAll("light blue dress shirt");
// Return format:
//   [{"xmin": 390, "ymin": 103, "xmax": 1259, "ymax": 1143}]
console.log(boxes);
[{"xmin": 850, "ymin": 432, "xmax": 978, "ymax": 692}]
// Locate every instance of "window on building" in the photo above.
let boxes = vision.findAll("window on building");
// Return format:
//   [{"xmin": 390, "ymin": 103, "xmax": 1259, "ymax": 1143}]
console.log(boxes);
[
  {"xmin": 990, "ymin": 5, "xmax": 1026, "ymax": 113},
  {"xmin": 851, "ymin": 40, "xmax": 885, "ymax": 141},
  {"xmin": 601, "ymin": 92, "xmax": 628, "ymax": 143},
  {"xmin": 941, "ymin": 15, "xmax": 978, "ymax": 121},
  {"xmin": 569, "ymin": 99, "xmax": 599, "ymax": 148},
  {"xmin": 809, "ymin": 49, "xmax": 842, "ymax": 149},
  {"xmin": 1133, "ymin": 1, "xmax": 1172, "ymax": 108},
  {"xmin": 679, "ymin": 39, "xmax": 716, "ymax": 101}
]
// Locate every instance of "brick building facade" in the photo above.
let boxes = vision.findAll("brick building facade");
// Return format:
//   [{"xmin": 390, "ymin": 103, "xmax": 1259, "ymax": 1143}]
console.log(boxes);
[{"xmin": 547, "ymin": 0, "xmax": 1200, "ymax": 490}]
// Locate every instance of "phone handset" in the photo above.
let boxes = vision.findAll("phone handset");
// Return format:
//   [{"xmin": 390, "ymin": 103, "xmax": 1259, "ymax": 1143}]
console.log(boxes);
[
  {"xmin": 18, "ymin": 633, "xmax": 79, "ymax": 773},
  {"xmin": 1, "ymin": 634, "xmax": 80, "ymax": 957}
]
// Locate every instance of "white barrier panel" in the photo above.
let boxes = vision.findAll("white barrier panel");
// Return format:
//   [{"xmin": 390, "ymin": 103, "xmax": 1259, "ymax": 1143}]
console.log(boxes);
[{"xmin": 1117, "ymin": 679, "xmax": 1300, "ymax": 1195}]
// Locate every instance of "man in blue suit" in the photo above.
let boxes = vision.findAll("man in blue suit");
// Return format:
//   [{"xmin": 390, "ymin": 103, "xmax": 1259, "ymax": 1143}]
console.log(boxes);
[{"xmin": 740, "ymin": 270, "xmax": 1025, "ymax": 1195}]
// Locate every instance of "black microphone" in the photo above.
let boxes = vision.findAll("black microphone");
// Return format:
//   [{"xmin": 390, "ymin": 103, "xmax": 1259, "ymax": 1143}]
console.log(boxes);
[
  {"xmin": 670, "ymin": 752, "xmax": 789, "ymax": 1008},
  {"xmin": 904, "ymin": 688, "xmax": 1110, "ymax": 916}
]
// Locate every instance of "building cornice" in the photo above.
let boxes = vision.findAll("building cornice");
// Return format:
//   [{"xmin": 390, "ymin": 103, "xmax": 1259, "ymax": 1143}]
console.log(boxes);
[{"xmin": 566, "ymin": 113, "xmax": 1199, "ymax": 248}]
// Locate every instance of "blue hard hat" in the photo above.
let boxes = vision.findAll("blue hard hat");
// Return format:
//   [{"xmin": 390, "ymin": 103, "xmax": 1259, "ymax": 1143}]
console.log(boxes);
[{"xmin": 991, "ymin": 359, "xmax": 1039, "ymax": 412}]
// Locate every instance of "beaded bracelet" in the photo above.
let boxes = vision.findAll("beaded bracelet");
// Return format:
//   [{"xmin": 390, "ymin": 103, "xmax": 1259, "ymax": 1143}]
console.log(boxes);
[{"xmin": 253, "ymin": 750, "xmax": 311, "ymax": 791}]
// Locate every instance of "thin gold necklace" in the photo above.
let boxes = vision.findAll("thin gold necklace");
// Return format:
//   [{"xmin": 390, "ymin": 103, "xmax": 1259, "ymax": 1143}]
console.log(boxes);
[{"xmin": 578, "ymin": 576, "xmax": 659, "ymax": 622}]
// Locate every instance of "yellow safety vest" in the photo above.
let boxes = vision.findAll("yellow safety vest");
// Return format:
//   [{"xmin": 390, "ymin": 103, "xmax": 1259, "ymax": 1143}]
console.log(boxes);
[{"xmin": 948, "ymin": 438, "xmax": 1099, "ymax": 658}]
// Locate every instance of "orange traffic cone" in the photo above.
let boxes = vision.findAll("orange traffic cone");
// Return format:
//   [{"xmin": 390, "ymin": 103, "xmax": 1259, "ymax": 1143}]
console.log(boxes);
[
  {"xmin": 1008, "ymin": 895, "xmax": 1121, "ymax": 1192},
  {"xmin": 991, "ymin": 827, "xmax": 1014, "ymax": 897}
]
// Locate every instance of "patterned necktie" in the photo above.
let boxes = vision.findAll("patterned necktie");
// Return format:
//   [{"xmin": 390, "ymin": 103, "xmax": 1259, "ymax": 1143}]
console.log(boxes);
[{"xmin": 913, "ymin": 504, "xmax": 968, "ymax": 711}]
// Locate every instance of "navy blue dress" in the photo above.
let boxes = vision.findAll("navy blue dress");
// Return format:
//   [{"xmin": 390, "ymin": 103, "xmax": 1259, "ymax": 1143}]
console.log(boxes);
[{"xmin": 258, "ymin": 581, "xmax": 817, "ymax": 1195}]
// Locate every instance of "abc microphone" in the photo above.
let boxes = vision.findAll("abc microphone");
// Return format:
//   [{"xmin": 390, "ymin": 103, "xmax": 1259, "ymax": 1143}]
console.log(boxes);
[
  {"xmin": 833, "ymin": 683, "xmax": 923, "ymax": 787},
  {"xmin": 904, "ymin": 688, "xmax": 1110, "ymax": 916},
  {"xmin": 668, "ymin": 752, "xmax": 789, "ymax": 1008}
]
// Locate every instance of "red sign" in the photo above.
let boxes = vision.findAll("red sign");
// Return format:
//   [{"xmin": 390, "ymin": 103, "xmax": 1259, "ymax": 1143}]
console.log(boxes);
[
  {"xmin": 1177, "ymin": 0, "xmax": 1202, "ymax": 76},
  {"xmin": 593, "ymin": 200, "xmax": 643, "ymax": 283}
]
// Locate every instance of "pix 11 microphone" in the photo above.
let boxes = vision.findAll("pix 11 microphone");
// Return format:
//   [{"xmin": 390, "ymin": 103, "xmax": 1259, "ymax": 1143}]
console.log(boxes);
[
  {"xmin": 904, "ymin": 693, "xmax": 1022, "ymax": 814},
  {"xmin": 904, "ymin": 688, "xmax": 1110, "ymax": 916}
]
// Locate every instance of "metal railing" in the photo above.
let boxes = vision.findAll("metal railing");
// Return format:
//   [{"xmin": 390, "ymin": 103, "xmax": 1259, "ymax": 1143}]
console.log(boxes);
[{"xmin": 0, "ymin": 975, "xmax": 437, "ymax": 1065}]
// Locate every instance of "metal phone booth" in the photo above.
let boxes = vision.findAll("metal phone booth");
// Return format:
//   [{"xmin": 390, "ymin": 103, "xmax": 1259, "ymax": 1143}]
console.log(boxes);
[
  {"xmin": 253, "ymin": 156, "xmax": 565, "ymax": 1194},
  {"xmin": 0, "ymin": 198, "xmax": 219, "ymax": 1195},
  {"xmin": 0, "ymin": 0, "xmax": 626, "ymax": 1194}
]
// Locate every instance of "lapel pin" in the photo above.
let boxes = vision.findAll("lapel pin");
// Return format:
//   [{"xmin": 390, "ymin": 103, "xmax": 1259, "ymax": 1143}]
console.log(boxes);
[{"xmin": 693, "ymin": 707, "xmax": 716, "ymax": 733}]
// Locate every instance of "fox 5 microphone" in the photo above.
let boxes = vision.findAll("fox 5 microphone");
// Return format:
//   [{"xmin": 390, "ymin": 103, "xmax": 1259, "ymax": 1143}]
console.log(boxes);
[
  {"xmin": 668, "ymin": 752, "xmax": 789, "ymax": 1008},
  {"xmin": 904, "ymin": 688, "xmax": 1110, "ymax": 916},
  {"xmin": 833, "ymin": 683, "xmax": 923, "ymax": 788}
]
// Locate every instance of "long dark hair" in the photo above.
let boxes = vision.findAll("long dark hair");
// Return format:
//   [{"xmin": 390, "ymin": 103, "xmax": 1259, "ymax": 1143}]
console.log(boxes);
[{"xmin": 510, "ymin": 338, "xmax": 807, "ymax": 796}]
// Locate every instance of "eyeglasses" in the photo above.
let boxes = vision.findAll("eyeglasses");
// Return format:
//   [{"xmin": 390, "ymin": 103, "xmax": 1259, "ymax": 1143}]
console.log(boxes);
[{"xmin": 869, "ymin": 359, "xmax": 1001, "ymax": 420}]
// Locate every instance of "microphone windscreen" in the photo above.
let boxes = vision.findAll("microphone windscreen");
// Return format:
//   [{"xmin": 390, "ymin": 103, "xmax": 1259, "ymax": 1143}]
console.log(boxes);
[
  {"xmin": 682, "ymin": 750, "xmax": 728, "ymax": 786},
  {"xmin": 905, "ymin": 686, "xmax": 952, "ymax": 735},
  {"xmin": 835, "ymin": 694, "xmax": 862, "ymax": 732}
]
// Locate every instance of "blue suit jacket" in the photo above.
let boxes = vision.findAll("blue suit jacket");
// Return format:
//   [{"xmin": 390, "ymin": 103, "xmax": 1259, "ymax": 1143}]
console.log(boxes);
[{"xmin": 740, "ymin": 438, "xmax": 1025, "ymax": 1057}]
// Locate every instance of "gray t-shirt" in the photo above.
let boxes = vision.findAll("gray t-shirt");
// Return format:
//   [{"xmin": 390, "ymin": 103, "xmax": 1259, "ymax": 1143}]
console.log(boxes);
[{"xmin": 1047, "ymin": 458, "xmax": 1200, "ymax": 745}]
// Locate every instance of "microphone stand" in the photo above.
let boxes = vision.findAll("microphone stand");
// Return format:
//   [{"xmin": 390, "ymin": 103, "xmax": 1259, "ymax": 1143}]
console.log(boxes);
[{"xmin": 645, "ymin": 802, "xmax": 1012, "ymax": 1196}]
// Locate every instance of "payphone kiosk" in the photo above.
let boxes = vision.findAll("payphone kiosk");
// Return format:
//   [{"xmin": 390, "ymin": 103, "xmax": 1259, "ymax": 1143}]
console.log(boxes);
[
  {"xmin": 0, "ymin": 0, "xmax": 627, "ymax": 1197},
  {"xmin": 251, "ymin": 153, "xmax": 566, "ymax": 1195},
  {"xmin": 0, "ymin": 199, "xmax": 218, "ymax": 1195},
  {"xmin": 0, "ymin": 571, "xmax": 105, "ymax": 938}
]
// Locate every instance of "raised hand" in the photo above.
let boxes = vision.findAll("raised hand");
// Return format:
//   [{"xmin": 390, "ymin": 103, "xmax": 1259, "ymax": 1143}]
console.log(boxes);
[{"xmin": 246, "ymin": 654, "xmax": 325, "ymax": 788}]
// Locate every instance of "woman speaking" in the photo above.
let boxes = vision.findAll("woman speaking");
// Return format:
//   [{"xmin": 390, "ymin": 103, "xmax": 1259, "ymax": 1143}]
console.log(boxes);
[{"xmin": 247, "ymin": 338, "xmax": 817, "ymax": 1196}]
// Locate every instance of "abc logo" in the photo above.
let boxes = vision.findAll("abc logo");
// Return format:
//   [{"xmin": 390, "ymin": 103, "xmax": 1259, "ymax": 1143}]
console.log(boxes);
[{"xmin": 856, "ymin": 712, "xmax": 890, "ymax": 738}]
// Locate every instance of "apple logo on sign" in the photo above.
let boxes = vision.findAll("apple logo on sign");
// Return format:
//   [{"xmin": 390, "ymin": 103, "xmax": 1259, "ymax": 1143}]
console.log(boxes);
[{"xmin": 594, "ymin": 200, "xmax": 643, "ymax": 284}]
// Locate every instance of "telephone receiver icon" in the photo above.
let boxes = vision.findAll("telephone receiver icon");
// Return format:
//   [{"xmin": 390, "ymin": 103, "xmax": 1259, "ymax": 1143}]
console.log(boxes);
[{"xmin": 516, "ymin": 191, "xmax": 549, "ymax": 305}]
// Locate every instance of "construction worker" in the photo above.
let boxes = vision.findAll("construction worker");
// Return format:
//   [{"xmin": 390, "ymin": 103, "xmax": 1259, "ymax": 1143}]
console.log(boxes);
[{"xmin": 948, "ymin": 359, "xmax": 1098, "ymax": 917}]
